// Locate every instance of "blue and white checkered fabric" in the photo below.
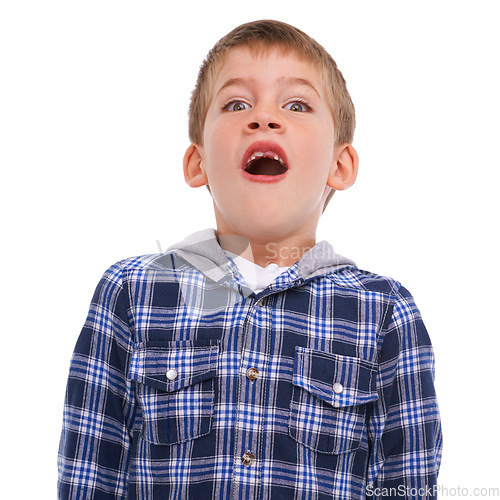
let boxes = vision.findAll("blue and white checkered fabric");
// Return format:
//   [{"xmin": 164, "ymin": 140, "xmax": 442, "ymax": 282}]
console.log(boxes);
[{"xmin": 58, "ymin": 230, "xmax": 442, "ymax": 499}]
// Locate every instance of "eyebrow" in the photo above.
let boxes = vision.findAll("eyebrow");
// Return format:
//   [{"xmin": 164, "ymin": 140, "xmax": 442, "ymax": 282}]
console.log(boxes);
[
  {"xmin": 215, "ymin": 78, "xmax": 254, "ymax": 98},
  {"xmin": 215, "ymin": 76, "xmax": 320, "ymax": 98},
  {"xmin": 279, "ymin": 77, "xmax": 321, "ymax": 98}
]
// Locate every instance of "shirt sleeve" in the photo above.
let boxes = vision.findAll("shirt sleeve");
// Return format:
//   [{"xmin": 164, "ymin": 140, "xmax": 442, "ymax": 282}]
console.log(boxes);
[
  {"xmin": 366, "ymin": 285, "xmax": 443, "ymax": 499},
  {"xmin": 58, "ymin": 261, "xmax": 137, "ymax": 500}
]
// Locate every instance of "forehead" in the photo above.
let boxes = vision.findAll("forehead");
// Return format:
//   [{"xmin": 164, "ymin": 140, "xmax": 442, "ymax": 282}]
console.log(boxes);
[{"xmin": 212, "ymin": 45, "xmax": 324, "ymax": 93}]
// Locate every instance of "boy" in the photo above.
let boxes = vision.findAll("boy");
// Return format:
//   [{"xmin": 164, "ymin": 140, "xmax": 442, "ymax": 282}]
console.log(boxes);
[{"xmin": 58, "ymin": 20, "xmax": 442, "ymax": 499}]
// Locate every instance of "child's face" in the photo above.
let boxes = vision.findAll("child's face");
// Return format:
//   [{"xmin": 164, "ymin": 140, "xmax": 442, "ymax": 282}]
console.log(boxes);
[{"xmin": 187, "ymin": 46, "xmax": 350, "ymax": 242}]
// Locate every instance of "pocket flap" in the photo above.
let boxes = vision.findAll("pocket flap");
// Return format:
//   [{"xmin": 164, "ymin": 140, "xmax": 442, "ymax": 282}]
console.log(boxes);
[
  {"xmin": 293, "ymin": 347, "xmax": 378, "ymax": 408},
  {"xmin": 128, "ymin": 340, "xmax": 219, "ymax": 393}
]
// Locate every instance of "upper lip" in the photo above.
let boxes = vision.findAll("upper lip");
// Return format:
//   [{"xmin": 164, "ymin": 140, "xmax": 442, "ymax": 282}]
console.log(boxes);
[{"xmin": 241, "ymin": 141, "xmax": 289, "ymax": 171}]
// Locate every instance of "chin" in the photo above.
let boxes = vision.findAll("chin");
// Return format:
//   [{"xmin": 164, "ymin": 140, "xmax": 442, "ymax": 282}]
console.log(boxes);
[
  {"xmin": 236, "ymin": 216, "xmax": 292, "ymax": 241},
  {"xmin": 217, "ymin": 202, "xmax": 300, "ymax": 240}
]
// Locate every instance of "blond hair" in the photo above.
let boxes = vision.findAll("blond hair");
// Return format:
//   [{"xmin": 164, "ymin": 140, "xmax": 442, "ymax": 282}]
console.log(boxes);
[{"xmin": 188, "ymin": 20, "xmax": 356, "ymax": 212}]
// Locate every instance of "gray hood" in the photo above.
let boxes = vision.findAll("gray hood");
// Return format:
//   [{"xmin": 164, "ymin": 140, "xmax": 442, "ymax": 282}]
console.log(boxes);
[{"xmin": 166, "ymin": 228, "xmax": 356, "ymax": 287}]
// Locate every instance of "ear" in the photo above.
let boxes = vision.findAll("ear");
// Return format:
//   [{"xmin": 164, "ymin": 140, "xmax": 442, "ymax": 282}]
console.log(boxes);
[
  {"xmin": 183, "ymin": 143, "xmax": 208, "ymax": 187},
  {"xmin": 327, "ymin": 143, "xmax": 359, "ymax": 191}
]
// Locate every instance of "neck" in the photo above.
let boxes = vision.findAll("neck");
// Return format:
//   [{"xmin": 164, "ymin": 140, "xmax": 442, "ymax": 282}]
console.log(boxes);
[{"xmin": 216, "ymin": 230, "xmax": 316, "ymax": 268}]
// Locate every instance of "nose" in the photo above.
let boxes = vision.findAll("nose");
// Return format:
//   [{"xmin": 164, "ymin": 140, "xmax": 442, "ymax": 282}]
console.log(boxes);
[
  {"xmin": 247, "ymin": 104, "xmax": 283, "ymax": 131},
  {"xmin": 248, "ymin": 121, "xmax": 281, "ymax": 130}
]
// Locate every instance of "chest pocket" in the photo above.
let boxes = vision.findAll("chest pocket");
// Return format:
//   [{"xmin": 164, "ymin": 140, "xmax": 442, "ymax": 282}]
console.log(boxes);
[
  {"xmin": 289, "ymin": 347, "xmax": 379, "ymax": 455},
  {"xmin": 128, "ymin": 340, "xmax": 219, "ymax": 446}
]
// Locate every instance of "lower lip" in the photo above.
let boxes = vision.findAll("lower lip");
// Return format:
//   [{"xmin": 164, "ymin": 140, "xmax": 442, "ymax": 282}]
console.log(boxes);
[{"xmin": 240, "ymin": 169, "xmax": 288, "ymax": 183}]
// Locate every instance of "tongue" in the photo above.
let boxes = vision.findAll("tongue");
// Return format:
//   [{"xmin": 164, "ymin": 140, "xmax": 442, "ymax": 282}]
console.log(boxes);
[{"xmin": 247, "ymin": 157, "xmax": 287, "ymax": 175}]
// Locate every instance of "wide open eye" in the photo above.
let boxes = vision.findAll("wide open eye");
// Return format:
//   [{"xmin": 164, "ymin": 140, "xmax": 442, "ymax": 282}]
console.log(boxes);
[
  {"xmin": 224, "ymin": 101, "xmax": 250, "ymax": 112},
  {"xmin": 284, "ymin": 101, "xmax": 310, "ymax": 112}
]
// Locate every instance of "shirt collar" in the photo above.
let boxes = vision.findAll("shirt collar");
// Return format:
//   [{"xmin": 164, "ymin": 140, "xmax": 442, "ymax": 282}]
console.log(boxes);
[{"xmin": 164, "ymin": 228, "xmax": 356, "ymax": 287}]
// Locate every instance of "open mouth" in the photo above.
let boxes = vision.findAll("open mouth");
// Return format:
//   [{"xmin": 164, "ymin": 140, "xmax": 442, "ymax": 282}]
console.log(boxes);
[{"xmin": 244, "ymin": 151, "xmax": 288, "ymax": 176}]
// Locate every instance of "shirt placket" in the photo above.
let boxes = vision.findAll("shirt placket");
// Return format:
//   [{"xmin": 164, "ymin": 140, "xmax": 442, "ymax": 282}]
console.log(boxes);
[{"xmin": 231, "ymin": 294, "xmax": 271, "ymax": 500}]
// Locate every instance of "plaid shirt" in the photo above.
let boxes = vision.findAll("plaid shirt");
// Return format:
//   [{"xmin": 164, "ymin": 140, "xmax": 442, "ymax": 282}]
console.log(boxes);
[{"xmin": 58, "ymin": 228, "xmax": 442, "ymax": 499}]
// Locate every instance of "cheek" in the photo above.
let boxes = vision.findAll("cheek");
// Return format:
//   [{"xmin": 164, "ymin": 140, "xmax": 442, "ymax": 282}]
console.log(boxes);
[
  {"xmin": 297, "ymin": 145, "xmax": 334, "ymax": 193},
  {"xmin": 202, "ymin": 136, "xmax": 222, "ymax": 168},
  {"xmin": 313, "ymin": 128, "xmax": 335, "ymax": 167},
  {"xmin": 204, "ymin": 122, "xmax": 232, "ymax": 161},
  {"xmin": 299, "ymin": 131, "xmax": 334, "ymax": 168}
]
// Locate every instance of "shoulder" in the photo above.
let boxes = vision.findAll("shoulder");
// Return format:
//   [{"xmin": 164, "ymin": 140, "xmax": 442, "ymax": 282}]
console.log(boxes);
[
  {"xmin": 326, "ymin": 267, "xmax": 424, "ymax": 325},
  {"xmin": 327, "ymin": 266, "xmax": 403, "ymax": 297},
  {"xmin": 89, "ymin": 252, "xmax": 182, "ymax": 308},
  {"xmin": 100, "ymin": 249, "xmax": 192, "ymax": 282}
]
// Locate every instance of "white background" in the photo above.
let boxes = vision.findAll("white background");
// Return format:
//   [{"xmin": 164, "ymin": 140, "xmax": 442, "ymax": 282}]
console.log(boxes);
[{"xmin": 1, "ymin": 0, "xmax": 499, "ymax": 497}]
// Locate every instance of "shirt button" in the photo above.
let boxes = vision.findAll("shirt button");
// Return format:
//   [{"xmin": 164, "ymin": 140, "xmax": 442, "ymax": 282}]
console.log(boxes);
[
  {"xmin": 246, "ymin": 367, "xmax": 260, "ymax": 381},
  {"xmin": 242, "ymin": 451, "xmax": 256, "ymax": 467},
  {"xmin": 166, "ymin": 369, "xmax": 178, "ymax": 381},
  {"xmin": 258, "ymin": 298, "xmax": 266, "ymax": 307},
  {"xmin": 332, "ymin": 382, "xmax": 344, "ymax": 394}
]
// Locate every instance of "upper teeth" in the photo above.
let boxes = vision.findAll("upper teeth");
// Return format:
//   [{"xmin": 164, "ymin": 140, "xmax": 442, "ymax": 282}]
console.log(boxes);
[{"xmin": 247, "ymin": 151, "xmax": 286, "ymax": 166}]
